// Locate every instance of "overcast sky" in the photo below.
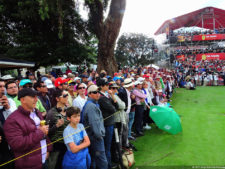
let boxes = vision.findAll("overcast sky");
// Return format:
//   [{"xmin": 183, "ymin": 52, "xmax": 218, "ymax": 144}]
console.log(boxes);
[{"xmin": 120, "ymin": 0, "xmax": 225, "ymax": 39}]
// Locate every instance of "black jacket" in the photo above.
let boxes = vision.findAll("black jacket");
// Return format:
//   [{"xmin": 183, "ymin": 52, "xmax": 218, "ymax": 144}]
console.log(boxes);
[
  {"xmin": 118, "ymin": 87, "xmax": 128, "ymax": 112},
  {"xmin": 98, "ymin": 92, "xmax": 118, "ymax": 126}
]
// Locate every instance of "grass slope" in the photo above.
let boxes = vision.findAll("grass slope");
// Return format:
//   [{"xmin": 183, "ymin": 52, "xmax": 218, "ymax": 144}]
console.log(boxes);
[{"xmin": 132, "ymin": 86, "xmax": 225, "ymax": 167}]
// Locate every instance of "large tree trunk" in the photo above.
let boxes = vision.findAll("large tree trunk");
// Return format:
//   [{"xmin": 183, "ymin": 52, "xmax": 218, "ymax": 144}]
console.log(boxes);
[
  {"xmin": 97, "ymin": 29, "xmax": 118, "ymax": 76},
  {"xmin": 96, "ymin": 0, "xmax": 126, "ymax": 76}
]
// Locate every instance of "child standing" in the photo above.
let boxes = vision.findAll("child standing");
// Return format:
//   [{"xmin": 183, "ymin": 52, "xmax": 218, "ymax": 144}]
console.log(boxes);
[{"xmin": 62, "ymin": 106, "xmax": 91, "ymax": 169}]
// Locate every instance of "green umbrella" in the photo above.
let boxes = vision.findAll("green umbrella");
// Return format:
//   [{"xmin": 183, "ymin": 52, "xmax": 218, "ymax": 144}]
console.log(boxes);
[{"xmin": 149, "ymin": 105, "xmax": 182, "ymax": 135}]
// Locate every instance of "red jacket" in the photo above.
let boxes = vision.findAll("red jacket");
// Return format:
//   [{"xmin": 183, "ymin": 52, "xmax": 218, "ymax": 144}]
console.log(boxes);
[{"xmin": 3, "ymin": 106, "xmax": 52, "ymax": 169}]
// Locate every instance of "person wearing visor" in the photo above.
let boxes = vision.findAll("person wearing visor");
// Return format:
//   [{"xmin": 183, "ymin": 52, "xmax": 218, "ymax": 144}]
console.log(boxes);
[
  {"xmin": 14, "ymin": 79, "xmax": 47, "ymax": 117},
  {"xmin": 67, "ymin": 80, "xmax": 77, "ymax": 106},
  {"xmin": 46, "ymin": 89, "xmax": 69, "ymax": 169}
]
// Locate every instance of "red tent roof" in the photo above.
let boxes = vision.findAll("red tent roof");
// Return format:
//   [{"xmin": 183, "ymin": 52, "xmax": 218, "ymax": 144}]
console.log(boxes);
[{"xmin": 155, "ymin": 7, "xmax": 225, "ymax": 35}]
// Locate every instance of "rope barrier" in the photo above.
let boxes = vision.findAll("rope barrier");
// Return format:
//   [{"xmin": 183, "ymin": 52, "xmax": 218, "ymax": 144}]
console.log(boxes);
[{"xmin": 0, "ymin": 108, "xmax": 121, "ymax": 167}]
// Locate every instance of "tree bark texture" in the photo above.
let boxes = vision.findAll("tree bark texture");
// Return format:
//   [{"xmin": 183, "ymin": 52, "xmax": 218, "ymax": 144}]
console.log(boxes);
[{"xmin": 93, "ymin": 0, "xmax": 126, "ymax": 76}]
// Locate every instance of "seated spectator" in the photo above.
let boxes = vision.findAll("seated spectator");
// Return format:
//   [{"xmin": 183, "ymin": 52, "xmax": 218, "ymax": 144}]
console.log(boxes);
[{"xmin": 186, "ymin": 79, "xmax": 196, "ymax": 90}]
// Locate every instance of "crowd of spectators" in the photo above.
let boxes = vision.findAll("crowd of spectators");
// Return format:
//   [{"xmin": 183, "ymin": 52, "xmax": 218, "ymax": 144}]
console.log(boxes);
[
  {"xmin": 0, "ymin": 65, "xmax": 179, "ymax": 169},
  {"xmin": 174, "ymin": 58, "xmax": 225, "ymax": 89},
  {"xmin": 173, "ymin": 46, "xmax": 225, "ymax": 57},
  {"xmin": 169, "ymin": 27, "xmax": 225, "ymax": 38}
]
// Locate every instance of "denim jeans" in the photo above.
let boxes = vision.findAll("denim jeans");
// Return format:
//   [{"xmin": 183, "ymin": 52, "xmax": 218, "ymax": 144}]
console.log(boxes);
[
  {"xmin": 89, "ymin": 137, "xmax": 108, "ymax": 169},
  {"xmin": 128, "ymin": 111, "xmax": 135, "ymax": 137},
  {"xmin": 104, "ymin": 125, "xmax": 114, "ymax": 169}
]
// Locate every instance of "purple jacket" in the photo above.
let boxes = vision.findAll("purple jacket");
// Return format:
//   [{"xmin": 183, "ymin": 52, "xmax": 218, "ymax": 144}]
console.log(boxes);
[{"xmin": 3, "ymin": 106, "xmax": 52, "ymax": 169}]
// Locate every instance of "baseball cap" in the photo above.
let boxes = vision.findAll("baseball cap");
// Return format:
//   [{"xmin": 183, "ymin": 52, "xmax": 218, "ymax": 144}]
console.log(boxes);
[
  {"xmin": 54, "ymin": 77, "xmax": 69, "ymax": 87},
  {"xmin": 44, "ymin": 79, "xmax": 54, "ymax": 88},
  {"xmin": 68, "ymin": 80, "xmax": 76, "ymax": 86},
  {"xmin": 19, "ymin": 79, "xmax": 32, "ymax": 87},
  {"xmin": 18, "ymin": 88, "xmax": 38, "ymax": 100},
  {"xmin": 87, "ymin": 85, "xmax": 98, "ymax": 94},
  {"xmin": 96, "ymin": 78, "xmax": 108, "ymax": 87}
]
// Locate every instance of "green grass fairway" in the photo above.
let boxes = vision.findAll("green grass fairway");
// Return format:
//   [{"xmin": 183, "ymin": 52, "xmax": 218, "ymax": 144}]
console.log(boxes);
[{"xmin": 132, "ymin": 86, "xmax": 225, "ymax": 168}]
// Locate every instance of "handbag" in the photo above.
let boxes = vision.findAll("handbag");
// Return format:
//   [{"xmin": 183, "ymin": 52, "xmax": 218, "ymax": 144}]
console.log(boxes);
[{"xmin": 122, "ymin": 148, "xmax": 135, "ymax": 169}]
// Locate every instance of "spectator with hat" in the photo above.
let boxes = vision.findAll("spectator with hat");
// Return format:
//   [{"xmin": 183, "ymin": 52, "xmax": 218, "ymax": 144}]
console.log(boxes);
[
  {"xmin": 118, "ymin": 78, "xmax": 136, "ymax": 140},
  {"xmin": 97, "ymin": 78, "xmax": 118, "ymax": 169},
  {"xmin": 81, "ymin": 74, "xmax": 89, "ymax": 85},
  {"xmin": 54, "ymin": 77, "xmax": 69, "ymax": 91},
  {"xmin": 82, "ymin": 84, "xmax": 108, "ymax": 169},
  {"xmin": 109, "ymin": 82, "xmax": 128, "ymax": 152},
  {"xmin": 67, "ymin": 80, "xmax": 76, "ymax": 106},
  {"xmin": 14, "ymin": 79, "xmax": 47, "ymax": 116},
  {"xmin": 4, "ymin": 88, "xmax": 52, "ymax": 169},
  {"xmin": 34, "ymin": 81, "xmax": 52, "ymax": 113},
  {"xmin": 132, "ymin": 80, "xmax": 147, "ymax": 137}
]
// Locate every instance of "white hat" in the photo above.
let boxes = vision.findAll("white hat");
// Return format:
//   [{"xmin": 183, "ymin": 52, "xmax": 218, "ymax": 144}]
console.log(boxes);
[
  {"xmin": 44, "ymin": 79, "xmax": 54, "ymax": 88},
  {"xmin": 134, "ymin": 81, "xmax": 143, "ymax": 86},
  {"xmin": 123, "ymin": 78, "xmax": 134, "ymax": 88},
  {"xmin": 1, "ymin": 75, "xmax": 15, "ymax": 80},
  {"xmin": 137, "ymin": 77, "xmax": 145, "ymax": 82},
  {"xmin": 87, "ymin": 84, "xmax": 98, "ymax": 94},
  {"xmin": 74, "ymin": 77, "xmax": 81, "ymax": 81}
]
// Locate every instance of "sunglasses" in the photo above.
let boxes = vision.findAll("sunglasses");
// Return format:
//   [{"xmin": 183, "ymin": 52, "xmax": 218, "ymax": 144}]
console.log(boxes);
[
  {"xmin": 61, "ymin": 82, "xmax": 68, "ymax": 86},
  {"xmin": 41, "ymin": 85, "xmax": 47, "ymax": 88},
  {"xmin": 111, "ymin": 87, "xmax": 118, "ymax": 90},
  {"xmin": 78, "ymin": 87, "xmax": 85, "ymax": 90},
  {"xmin": 69, "ymin": 83, "xmax": 75, "ymax": 86},
  {"xmin": 60, "ymin": 94, "xmax": 68, "ymax": 98},
  {"xmin": 91, "ymin": 91, "xmax": 99, "ymax": 94},
  {"xmin": 23, "ymin": 84, "xmax": 33, "ymax": 88}
]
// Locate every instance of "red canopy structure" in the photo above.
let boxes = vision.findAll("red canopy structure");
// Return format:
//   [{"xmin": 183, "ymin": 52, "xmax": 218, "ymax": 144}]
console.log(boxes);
[{"xmin": 155, "ymin": 7, "xmax": 225, "ymax": 35}]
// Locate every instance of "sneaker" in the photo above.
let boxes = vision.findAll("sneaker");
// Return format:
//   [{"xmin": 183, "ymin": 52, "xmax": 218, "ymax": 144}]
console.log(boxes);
[
  {"xmin": 128, "ymin": 136, "xmax": 136, "ymax": 141},
  {"xmin": 143, "ymin": 124, "xmax": 151, "ymax": 130}
]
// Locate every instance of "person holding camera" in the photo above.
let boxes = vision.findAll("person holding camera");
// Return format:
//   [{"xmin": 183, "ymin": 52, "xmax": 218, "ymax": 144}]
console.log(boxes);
[
  {"xmin": 3, "ymin": 88, "xmax": 52, "ymax": 169},
  {"xmin": 46, "ymin": 89, "xmax": 69, "ymax": 169},
  {"xmin": 0, "ymin": 79, "xmax": 17, "ymax": 169}
]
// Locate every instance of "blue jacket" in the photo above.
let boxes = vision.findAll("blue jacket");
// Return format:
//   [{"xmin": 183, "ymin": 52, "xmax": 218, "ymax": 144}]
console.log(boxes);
[{"xmin": 83, "ymin": 98, "xmax": 105, "ymax": 140}]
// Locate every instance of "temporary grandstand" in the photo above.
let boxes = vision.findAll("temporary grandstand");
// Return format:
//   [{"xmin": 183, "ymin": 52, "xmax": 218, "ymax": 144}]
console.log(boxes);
[{"xmin": 155, "ymin": 7, "xmax": 225, "ymax": 61}]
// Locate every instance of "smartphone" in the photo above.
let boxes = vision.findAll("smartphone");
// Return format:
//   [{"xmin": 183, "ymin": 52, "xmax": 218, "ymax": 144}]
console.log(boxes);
[{"xmin": 0, "ymin": 93, "xmax": 5, "ymax": 106}]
